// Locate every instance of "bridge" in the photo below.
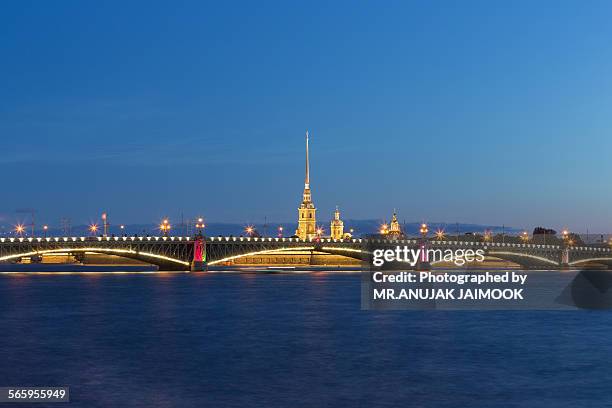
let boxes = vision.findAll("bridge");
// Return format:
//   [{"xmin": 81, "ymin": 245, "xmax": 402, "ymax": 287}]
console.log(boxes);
[
  {"xmin": 0, "ymin": 235, "xmax": 611, "ymax": 270},
  {"xmin": 370, "ymin": 238, "xmax": 612, "ymax": 269}
]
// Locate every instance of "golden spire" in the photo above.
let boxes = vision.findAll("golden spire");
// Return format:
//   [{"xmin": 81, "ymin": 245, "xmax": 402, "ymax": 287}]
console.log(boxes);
[
  {"xmin": 296, "ymin": 130, "xmax": 316, "ymax": 240},
  {"xmin": 301, "ymin": 131, "xmax": 312, "ymax": 204},
  {"xmin": 305, "ymin": 130, "xmax": 310, "ymax": 188}
]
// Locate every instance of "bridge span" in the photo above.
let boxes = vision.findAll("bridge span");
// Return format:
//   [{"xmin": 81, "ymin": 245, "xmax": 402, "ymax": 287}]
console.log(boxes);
[{"xmin": 0, "ymin": 236, "xmax": 611, "ymax": 270}]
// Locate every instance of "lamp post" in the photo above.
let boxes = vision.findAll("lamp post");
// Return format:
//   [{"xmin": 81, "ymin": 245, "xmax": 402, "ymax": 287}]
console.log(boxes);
[
  {"xmin": 562, "ymin": 229, "xmax": 570, "ymax": 245},
  {"xmin": 278, "ymin": 226, "xmax": 283, "ymax": 238},
  {"xmin": 315, "ymin": 227, "xmax": 323, "ymax": 242},
  {"xmin": 43, "ymin": 225, "xmax": 48, "ymax": 238},
  {"xmin": 15, "ymin": 224, "xmax": 25, "ymax": 238},
  {"xmin": 102, "ymin": 212, "xmax": 108, "ymax": 237},
  {"xmin": 89, "ymin": 224, "xmax": 98, "ymax": 237},
  {"xmin": 195, "ymin": 217, "xmax": 205, "ymax": 236},
  {"xmin": 417, "ymin": 223, "xmax": 430, "ymax": 271},
  {"xmin": 561, "ymin": 229, "xmax": 571, "ymax": 268},
  {"xmin": 380, "ymin": 223, "xmax": 389, "ymax": 235},
  {"xmin": 420, "ymin": 223, "xmax": 429, "ymax": 239},
  {"xmin": 160, "ymin": 219, "xmax": 171, "ymax": 236}
]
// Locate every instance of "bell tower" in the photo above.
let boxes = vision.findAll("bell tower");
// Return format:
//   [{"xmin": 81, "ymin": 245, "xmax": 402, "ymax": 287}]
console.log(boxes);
[
  {"xmin": 296, "ymin": 131, "xmax": 317, "ymax": 240},
  {"xmin": 330, "ymin": 206, "xmax": 344, "ymax": 240}
]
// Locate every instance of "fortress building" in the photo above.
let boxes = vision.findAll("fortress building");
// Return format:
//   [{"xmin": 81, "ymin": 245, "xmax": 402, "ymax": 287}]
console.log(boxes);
[
  {"xmin": 330, "ymin": 206, "xmax": 344, "ymax": 240},
  {"xmin": 296, "ymin": 131, "xmax": 317, "ymax": 240}
]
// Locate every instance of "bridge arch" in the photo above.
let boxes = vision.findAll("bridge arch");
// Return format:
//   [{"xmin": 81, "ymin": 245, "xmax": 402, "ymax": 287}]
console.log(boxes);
[
  {"xmin": 569, "ymin": 258, "xmax": 612, "ymax": 268},
  {"xmin": 319, "ymin": 246, "xmax": 365, "ymax": 261},
  {"xmin": 208, "ymin": 247, "xmax": 317, "ymax": 265},
  {"xmin": 0, "ymin": 247, "xmax": 190, "ymax": 269},
  {"xmin": 487, "ymin": 251, "xmax": 558, "ymax": 268}
]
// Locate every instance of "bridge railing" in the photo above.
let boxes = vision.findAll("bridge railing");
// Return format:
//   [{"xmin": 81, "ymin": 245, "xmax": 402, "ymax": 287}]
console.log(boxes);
[
  {"xmin": 0, "ymin": 236, "xmax": 195, "ymax": 243},
  {"xmin": 0, "ymin": 236, "xmax": 610, "ymax": 253},
  {"xmin": 207, "ymin": 236, "xmax": 363, "ymax": 244}
]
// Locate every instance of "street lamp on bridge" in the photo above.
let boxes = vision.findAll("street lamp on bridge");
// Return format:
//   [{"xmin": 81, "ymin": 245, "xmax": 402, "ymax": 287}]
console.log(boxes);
[
  {"xmin": 435, "ymin": 228, "xmax": 445, "ymax": 240},
  {"xmin": 521, "ymin": 231, "xmax": 529, "ymax": 243},
  {"xmin": 14, "ymin": 224, "xmax": 25, "ymax": 237},
  {"xmin": 278, "ymin": 226, "xmax": 283, "ymax": 238},
  {"xmin": 561, "ymin": 229, "xmax": 574, "ymax": 247},
  {"xmin": 89, "ymin": 223, "xmax": 98, "ymax": 236},
  {"xmin": 195, "ymin": 217, "xmax": 205, "ymax": 235},
  {"xmin": 43, "ymin": 225, "xmax": 48, "ymax": 238},
  {"xmin": 160, "ymin": 219, "xmax": 171, "ymax": 236},
  {"xmin": 420, "ymin": 223, "xmax": 429, "ymax": 239}
]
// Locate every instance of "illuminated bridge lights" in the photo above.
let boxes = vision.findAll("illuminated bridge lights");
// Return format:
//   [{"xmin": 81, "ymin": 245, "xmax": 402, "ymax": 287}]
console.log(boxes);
[
  {"xmin": 487, "ymin": 251, "xmax": 559, "ymax": 266},
  {"xmin": 1, "ymin": 236, "xmax": 610, "ymax": 269},
  {"xmin": 570, "ymin": 257, "xmax": 612, "ymax": 266},
  {"xmin": 321, "ymin": 247, "xmax": 364, "ymax": 254},
  {"xmin": 208, "ymin": 246, "xmax": 316, "ymax": 266},
  {"xmin": 0, "ymin": 247, "xmax": 190, "ymax": 266}
]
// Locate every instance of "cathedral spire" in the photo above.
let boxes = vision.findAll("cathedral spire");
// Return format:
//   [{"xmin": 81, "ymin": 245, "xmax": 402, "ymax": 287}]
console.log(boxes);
[
  {"xmin": 296, "ymin": 130, "xmax": 316, "ymax": 240},
  {"xmin": 301, "ymin": 131, "xmax": 312, "ymax": 204},
  {"xmin": 305, "ymin": 130, "xmax": 310, "ymax": 188}
]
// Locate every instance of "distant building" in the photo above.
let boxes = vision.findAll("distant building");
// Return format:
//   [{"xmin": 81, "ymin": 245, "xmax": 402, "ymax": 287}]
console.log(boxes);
[
  {"xmin": 532, "ymin": 227, "xmax": 558, "ymax": 245},
  {"xmin": 387, "ymin": 211, "xmax": 404, "ymax": 238},
  {"xmin": 296, "ymin": 131, "xmax": 317, "ymax": 240},
  {"xmin": 330, "ymin": 207, "xmax": 344, "ymax": 240}
]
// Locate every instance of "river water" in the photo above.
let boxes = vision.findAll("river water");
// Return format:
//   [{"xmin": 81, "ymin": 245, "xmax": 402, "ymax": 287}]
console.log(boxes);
[{"xmin": 0, "ymin": 271, "xmax": 611, "ymax": 407}]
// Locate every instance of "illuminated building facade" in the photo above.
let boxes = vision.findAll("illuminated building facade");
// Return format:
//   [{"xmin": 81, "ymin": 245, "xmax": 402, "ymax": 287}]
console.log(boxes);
[
  {"xmin": 388, "ymin": 211, "xmax": 403, "ymax": 238},
  {"xmin": 330, "ymin": 206, "xmax": 344, "ymax": 240}
]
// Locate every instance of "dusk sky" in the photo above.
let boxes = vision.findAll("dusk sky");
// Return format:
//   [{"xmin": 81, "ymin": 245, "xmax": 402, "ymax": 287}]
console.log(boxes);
[{"xmin": 2, "ymin": 1, "xmax": 612, "ymax": 232}]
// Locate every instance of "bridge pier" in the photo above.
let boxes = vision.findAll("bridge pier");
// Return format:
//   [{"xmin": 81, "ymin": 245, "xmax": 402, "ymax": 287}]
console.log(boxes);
[
  {"xmin": 191, "ymin": 236, "xmax": 207, "ymax": 272},
  {"xmin": 191, "ymin": 260, "xmax": 207, "ymax": 272},
  {"xmin": 415, "ymin": 241, "xmax": 431, "ymax": 271},
  {"xmin": 561, "ymin": 247, "xmax": 570, "ymax": 270}
]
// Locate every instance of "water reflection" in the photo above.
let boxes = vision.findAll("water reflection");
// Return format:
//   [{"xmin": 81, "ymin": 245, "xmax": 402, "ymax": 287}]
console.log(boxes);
[{"xmin": 0, "ymin": 271, "xmax": 611, "ymax": 407}]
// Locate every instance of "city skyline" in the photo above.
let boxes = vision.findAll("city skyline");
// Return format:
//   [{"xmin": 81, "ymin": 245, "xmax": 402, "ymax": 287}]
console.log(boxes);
[
  {"xmin": 0, "ymin": 124, "xmax": 609, "ymax": 234},
  {"xmin": 2, "ymin": 1, "xmax": 612, "ymax": 231}
]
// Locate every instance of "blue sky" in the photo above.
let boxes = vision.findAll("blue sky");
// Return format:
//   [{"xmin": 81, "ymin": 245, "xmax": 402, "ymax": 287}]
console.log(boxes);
[{"xmin": 1, "ymin": 1, "xmax": 612, "ymax": 232}]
